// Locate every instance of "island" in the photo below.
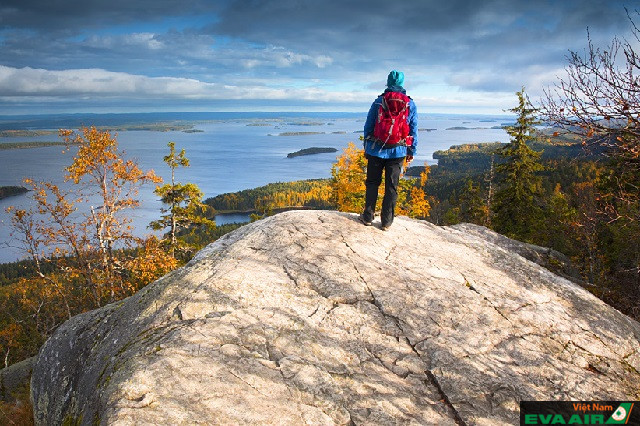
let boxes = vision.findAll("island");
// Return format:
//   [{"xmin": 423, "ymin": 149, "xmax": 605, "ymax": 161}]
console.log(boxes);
[
  {"xmin": 0, "ymin": 130, "xmax": 58, "ymax": 138},
  {"xmin": 0, "ymin": 122, "xmax": 199, "ymax": 136},
  {"xmin": 274, "ymin": 131, "xmax": 324, "ymax": 136},
  {"xmin": 287, "ymin": 147, "xmax": 338, "ymax": 158},
  {"xmin": 285, "ymin": 121, "xmax": 325, "ymax": 126},
  {"xmin": 0, "ymin": 186, "xmax": 28, "ymax": 200},
  {"xmin": 445, "ymin": 126, "xmax": 485, "ymax": 130},
  {"xmin": 0, "ymin": 141, "xmax": 68, "ymax": 150}
]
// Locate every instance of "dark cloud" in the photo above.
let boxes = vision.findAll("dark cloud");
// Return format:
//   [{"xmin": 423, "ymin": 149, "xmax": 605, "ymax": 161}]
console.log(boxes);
[
  {"xmin": 210, "ymin": 0, "xmax": 629, "ymax": 53},
  {"xmin": 0, "ymin": 0, "xmax": 635, "ymax": 112},
  {"xmin": 198, "ymin": 0, "xmax": 633, "ymax": 96},
  {"xmin": 0, "ymin": 0, "xmax": 220, "ymax": 32}
]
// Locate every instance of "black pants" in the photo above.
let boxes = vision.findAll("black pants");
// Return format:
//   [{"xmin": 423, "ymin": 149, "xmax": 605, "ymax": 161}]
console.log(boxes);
[{"xmin": 362, "ymin": 155, "xmax": 404, "ymax": 226}]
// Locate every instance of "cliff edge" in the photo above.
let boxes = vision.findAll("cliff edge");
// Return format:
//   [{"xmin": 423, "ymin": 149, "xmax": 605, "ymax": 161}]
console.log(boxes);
[{"xmin": 31, "ymin": 211, "xmax": 640, "ymax": 425}]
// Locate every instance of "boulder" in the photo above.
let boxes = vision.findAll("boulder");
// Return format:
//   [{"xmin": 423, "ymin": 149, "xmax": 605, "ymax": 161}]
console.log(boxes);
[
  {"xmin": 31, "ymin": 211, "xmax": 640, "ymax": 425},
  {"xmin": 0, "ymin": 356, "xmax": 35, "ymax": 402}
]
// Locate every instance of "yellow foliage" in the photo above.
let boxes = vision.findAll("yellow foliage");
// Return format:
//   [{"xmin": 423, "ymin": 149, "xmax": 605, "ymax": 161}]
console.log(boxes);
[
  {"xmin": 124, "ymin": 237, "xmax": 179, "ymax": 289},
  {"xmin": 254, "ymin": 184, "xmax": 333, "ymax": 215},
  {"xmin": 404, "ymin": 165, "xmax": 431, "ymax": 219},
  {"xmin": 330, "ymin": 142, "xmax": 370, "ymax": 213},
  {"xmin": 1, "ymin": 127, "xmax": 181, "ymax": 369},
  {"xmin": 331, "ymin": 144, "xmax": 431, "ymax": 218}
]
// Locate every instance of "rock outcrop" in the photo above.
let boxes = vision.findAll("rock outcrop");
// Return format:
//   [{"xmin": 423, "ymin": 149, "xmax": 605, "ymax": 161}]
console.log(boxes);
[
  {"xmin": 0, "ymin": 356, "xmax": 35, "ymax": 402},
  {"xmin": 31, "ymin": 211, "xmax": 640, "ymax": 425}
]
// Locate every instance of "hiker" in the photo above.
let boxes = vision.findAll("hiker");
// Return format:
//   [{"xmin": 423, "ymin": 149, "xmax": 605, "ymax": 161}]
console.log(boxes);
[{"xmin": 359, "ymin": 70, "xmax": 418, "ymax": 231}]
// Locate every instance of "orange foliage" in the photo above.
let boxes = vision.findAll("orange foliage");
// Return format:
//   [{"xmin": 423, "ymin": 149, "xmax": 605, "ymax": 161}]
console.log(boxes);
[
  {"xmin": 330, "ymin": 142, "xmax": 370, "ymax": 213},
  {"xmin": 124, "ymin": 237, "xmax": 179, "ymax": 288},
  {"xmin": 397, "ymin": 164, "xmax": 431, "ymax": 219},
  {"xmin": 331, "ymin": 143, "xmax": 431, "ymax": 218},
  {"xmin": 254, "ymin": 184, "xmax": 333, "ymax": 215},
  {"xmin": 1, "ymin": 127, "xmax": 178, "ymax": 368}
]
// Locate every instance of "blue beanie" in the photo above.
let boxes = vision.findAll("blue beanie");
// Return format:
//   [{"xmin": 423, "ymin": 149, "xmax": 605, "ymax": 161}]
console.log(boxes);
[{"xmin": 386, "ymin": 70, "xmax": 404, "ymax": 87}]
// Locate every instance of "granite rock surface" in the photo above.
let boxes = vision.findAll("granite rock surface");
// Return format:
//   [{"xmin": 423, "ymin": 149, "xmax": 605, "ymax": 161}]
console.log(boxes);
[{"xmin": 31, "ymin": 211, "xmax": 640, "ymax": 425}]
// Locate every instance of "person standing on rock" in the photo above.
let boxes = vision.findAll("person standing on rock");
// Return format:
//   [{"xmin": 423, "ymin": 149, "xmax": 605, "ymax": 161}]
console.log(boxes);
[{"xmin": 359, "ymin": 70, "xmax": 418, "ymax": 231}]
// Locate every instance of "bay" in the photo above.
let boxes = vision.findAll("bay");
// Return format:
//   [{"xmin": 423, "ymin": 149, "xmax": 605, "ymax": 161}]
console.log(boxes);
[{"xmin": 0, "ymin": 112, "xmax": 511, "ymax": 262}]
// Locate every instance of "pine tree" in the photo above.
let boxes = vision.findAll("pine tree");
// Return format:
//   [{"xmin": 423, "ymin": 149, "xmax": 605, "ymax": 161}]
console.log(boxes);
[
  {"xmin": 150, "ymin": 142, "xmax": 215, "ymax": 258},
  {"xmin": 491, "ymin": 89, "xmax": 544, "ymax": 242},
  {"xmin": 544, "ymin": 183, "xmax": 577, "ymax": 257},
  {"xmin": 459, "ymin": 178, "xmax": 488, "ymax": 224},
  {"xmin": 485, "ymin": 154, "xmax": 495, "ymax": 226}
]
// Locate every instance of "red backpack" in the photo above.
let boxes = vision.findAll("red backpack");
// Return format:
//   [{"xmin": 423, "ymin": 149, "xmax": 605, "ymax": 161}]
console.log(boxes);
[{"xmin": 372, "ymin": 91, "xmax": 413, "ymax": 147}]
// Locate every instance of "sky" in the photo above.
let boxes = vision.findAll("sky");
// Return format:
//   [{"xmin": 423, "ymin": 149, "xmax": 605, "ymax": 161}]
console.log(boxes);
[{"xmin": 0, "ymin": 0, "xmax": 637, "ymax": 115}]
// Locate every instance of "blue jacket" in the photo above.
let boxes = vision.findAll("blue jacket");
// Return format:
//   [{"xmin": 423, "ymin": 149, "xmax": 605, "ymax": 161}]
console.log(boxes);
[{"xmin": 363, "ymin": 86, "xmax": 418, "ymax": 159}]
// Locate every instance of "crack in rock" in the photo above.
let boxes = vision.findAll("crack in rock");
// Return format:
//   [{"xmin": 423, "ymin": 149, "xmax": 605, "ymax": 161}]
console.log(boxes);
[
  {"xmin": 461, "ymin": 273, "xmax": 513, "ymax": 325},
  {"xmin": 30, "ymin": 211, "xmax": 640, "ymax": 425},
  {"xmin": 355, "ymin": 269, "xmax": 466, "ymax": 424},
  {"xmin": 425, "ymin": 370, "xmax": 468, "ymax": 426}
]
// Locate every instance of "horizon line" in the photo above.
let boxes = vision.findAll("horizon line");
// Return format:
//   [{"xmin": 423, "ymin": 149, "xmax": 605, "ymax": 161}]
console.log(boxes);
[{"xmin": 0, "ymin": 110, "xmax": 515, "ymax": 118}]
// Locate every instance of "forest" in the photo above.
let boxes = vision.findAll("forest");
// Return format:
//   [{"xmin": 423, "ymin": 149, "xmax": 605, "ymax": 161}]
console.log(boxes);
[{"xmin": 1, "ymin": 20, "xmax": 639, "ymax": 424}]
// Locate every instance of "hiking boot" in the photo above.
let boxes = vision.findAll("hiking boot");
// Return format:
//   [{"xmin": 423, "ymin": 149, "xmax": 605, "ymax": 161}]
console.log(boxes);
[
  {"xmin": 380, "ymin": 223, "xmax": 391, "ymax": 231},
  {"xmin": 358, "ymin": 215, "xmax": 373, "ymax": 226}
]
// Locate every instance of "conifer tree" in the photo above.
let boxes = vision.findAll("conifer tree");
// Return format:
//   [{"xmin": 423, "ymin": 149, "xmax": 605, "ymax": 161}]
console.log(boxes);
[
  {"xmin": 543, "ymin": 184, "xmax": 578, "ymax": 257},
  {"xmin": 150, "ymin": 142, "xmax": 215, "ymax": 258},
  {"xmin": 459, "ymin": 178, "xmax": 488, "ymax": 224},
  {"xmin": 491, "ymin": 89, "xmax": 544, "ymax": 242}
]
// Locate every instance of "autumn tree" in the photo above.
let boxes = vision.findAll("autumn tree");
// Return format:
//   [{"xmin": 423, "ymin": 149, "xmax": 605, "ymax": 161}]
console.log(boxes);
[
  {"xmin": 397, "ymin": 164, "xmax": 431, "ymax": 219},
  {"xmin": 491, "ymin": 89, "xmax": 545, "ymax": 242},
  {"xmin": 541, "ymin": 11, "xmax": 640, "ymax": 316},
  {"xmin": 3, "ymin": 127, "xmax": 177, "ymax": 366},
  {"xmin": 541, "ymin": 11, "xmax": 639, "ymax": 221},
  {"xmin": 150, "ymin": 142, "xmax": 215, "ymax": 259},
  {"xmin": 331, "ymin": 142, "xmax": 430, "ymax": 218},
  {"xmin": 331, "ymin": 142, "xmax": 370, "ymax": 213}
]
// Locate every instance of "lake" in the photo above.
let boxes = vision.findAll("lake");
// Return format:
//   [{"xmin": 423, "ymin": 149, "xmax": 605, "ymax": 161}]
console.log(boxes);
[{"xmin": 0, "ymin": 112, "xmax": 512, "ymax": 262}]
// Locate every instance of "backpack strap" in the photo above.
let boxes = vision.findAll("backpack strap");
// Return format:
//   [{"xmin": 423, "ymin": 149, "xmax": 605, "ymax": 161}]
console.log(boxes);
[{"xmin": 365, "ymin": 137, "xmax": 409, "ymax": 148}]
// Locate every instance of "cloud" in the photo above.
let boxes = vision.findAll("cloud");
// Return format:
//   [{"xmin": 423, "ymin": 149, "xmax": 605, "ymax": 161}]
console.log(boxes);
[
  {"xmin": 83, "ymin": 33, "xmax": 165, "ymax": 50},
  {"xmin": 0, "ymin": 0, "xmax": 635, "ymax": 113},
  {"xmin": 0, "ymin": 27, "xmax": 333, "ymax": 81},
  {"xmin": 208, "ymin": 0, "xmax": 632, "ymax": 82},
  {"xmin": 0, "ymin": 65, "xmax": 364, "ymax": 102},
  {"xmin": 446, "ymin": 65, "xmax": 567, "ymax": 97},
  {"xmin": 0, "ymin": 0, "xmax": 220, "ymax": 32}
]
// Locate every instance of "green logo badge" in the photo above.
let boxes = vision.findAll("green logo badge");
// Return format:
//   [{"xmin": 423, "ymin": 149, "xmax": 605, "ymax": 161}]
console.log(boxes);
[{"xmin": 606, "ymin": 403, "xmax": 634, "ymax": 424}]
